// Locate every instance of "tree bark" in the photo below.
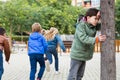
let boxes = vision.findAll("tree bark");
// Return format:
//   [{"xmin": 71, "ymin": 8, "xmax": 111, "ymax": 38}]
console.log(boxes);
[{"xmin": 100, "ymin": 0, "xmax": 116, "ymax": 80}]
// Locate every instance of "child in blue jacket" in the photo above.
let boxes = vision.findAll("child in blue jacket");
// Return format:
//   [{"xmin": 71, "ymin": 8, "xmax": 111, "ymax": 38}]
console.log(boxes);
[
  {"xmin": 44, "ymin": 27, "xmax": 66, "ymax": 74},
  {"xmin": 28, "ymin": 23, "xmax": 48, "ymax": 80}
]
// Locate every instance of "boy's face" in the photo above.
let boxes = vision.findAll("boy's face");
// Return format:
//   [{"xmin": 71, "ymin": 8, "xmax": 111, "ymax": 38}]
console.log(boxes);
[{"xmin": 87, "ymin": 16, "xmax": 99, "ymax": 26}]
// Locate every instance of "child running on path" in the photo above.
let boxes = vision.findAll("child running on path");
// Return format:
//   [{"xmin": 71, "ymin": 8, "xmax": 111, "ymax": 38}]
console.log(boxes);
[
  {"xmin": 44, "ymin": 27, "xmax": 66, "ymax": 74},
  {"xmin": 28, "ymin": 23, "xmax": 48, "ymax": 80}
]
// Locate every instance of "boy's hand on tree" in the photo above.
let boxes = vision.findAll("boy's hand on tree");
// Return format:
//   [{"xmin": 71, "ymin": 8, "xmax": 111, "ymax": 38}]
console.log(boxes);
[{"xmin": 98, "ymin": 35, "xmax": 106, "ymax": 42}]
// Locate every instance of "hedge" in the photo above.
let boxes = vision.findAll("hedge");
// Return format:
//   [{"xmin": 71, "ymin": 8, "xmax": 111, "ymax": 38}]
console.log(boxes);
[{"xmin": 12, "ymin": 36, "xmax": 29, "ymax": 42}]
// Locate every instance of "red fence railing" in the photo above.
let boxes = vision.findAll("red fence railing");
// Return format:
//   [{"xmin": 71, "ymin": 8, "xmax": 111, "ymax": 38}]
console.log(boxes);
[
  {"xmin": 57, "ymin": 40, "xmax": 120, "ymax": 53},
  {"xmin": 94, "ymin": 40, "xmax": 120, "ymax": 52}
]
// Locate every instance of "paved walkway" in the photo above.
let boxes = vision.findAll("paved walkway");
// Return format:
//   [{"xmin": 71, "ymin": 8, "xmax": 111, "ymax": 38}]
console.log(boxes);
[{"xmin": 2, "ymin": 50, "xmax": 120, "ymax": 80}]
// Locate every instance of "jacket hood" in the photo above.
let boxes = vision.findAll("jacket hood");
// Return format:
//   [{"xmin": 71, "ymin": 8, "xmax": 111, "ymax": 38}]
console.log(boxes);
[{"xmin": 30, "ymin": 32, "xmax": 42, "ymax": 40}]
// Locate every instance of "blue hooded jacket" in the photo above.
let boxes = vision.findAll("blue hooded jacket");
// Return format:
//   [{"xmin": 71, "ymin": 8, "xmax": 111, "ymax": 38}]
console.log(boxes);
[
  {"xmin": 28, "ymin": 32, "xmax": 48, "ymax": 55},
  {"xmin": 47, "ymin": 34, "xmax": 66, "ymax": 52}
]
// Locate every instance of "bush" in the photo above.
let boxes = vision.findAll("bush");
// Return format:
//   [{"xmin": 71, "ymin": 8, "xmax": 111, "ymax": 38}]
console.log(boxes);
[{"xmin": 12, "ymin": 36, "xmax": 29, "ymax": 42}]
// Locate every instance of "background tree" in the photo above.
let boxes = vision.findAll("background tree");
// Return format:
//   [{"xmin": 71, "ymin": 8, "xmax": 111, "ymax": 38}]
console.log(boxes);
[
  {"xmin": 0, "ymin": 0, "xmax": 86, "ymax": 35},
  {"xmin": 101, "ymin": 0, "xmax": 116, "ymax": 80}
]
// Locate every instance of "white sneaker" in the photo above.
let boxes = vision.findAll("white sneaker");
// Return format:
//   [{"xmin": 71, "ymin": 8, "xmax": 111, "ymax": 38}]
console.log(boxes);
[
  {"xmin": 45, "ymin": 60, "xmax": 50, "ymax": 72},
  {"xmin": 55, "ymin": 71, "xmax": 60, "ymax": 75}
]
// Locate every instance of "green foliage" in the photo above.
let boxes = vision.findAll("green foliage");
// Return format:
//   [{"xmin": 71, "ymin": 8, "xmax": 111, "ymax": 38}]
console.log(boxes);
[
  {"xmin": 115, "ymin": 0, "xmax": 120, "ymax": 35},
  {"xmin": 0, "ymin": 0, "xmax": 86, "ymax": 35}
]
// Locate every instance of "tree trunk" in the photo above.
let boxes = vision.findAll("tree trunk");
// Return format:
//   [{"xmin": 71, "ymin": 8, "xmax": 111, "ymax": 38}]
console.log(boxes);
[{"xmin": 100, "ymin": 0, "xmax": 116, "ymax": 80}]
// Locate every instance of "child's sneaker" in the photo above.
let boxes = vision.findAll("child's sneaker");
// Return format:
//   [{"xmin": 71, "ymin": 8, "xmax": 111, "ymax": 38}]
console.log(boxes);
[
  {"xmin": 55, "ymin": 71, "xmax": 60, "ymax": 75},
  {"xmin": 44, "ymin": 57, "xmax": 48, "ymax": 60},
  {"xmin": 37, "ymin": 78, "xmax": 41, "ymax": 80},
  {"xmin": 45, "ymin": 60, "xmax": 50, "ymax": 72}
]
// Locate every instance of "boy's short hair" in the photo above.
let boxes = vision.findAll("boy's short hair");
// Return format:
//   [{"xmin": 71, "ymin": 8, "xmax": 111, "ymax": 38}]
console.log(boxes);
[
  {"xmin": 32, "ymin": 23, "xmax": 42, "ymax": 32},
  {"xmin": 85, "ymin": 8, "xmax": 99, "ymax": 17},
  {"xmin": 0, "ymin": 27, "xmax": 6, "ymax": 35}
]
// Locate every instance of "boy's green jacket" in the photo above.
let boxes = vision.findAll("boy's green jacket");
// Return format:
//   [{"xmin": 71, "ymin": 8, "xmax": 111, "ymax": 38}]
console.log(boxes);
[{"xmin": 70, "ymin": 22, "xmax": 100, "ymax": 61}]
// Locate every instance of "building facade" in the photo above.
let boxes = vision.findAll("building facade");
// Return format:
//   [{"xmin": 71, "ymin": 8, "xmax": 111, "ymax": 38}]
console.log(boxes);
[{"xmin": 71, "ymin": 0, "xmax": 100, "ymax": 8}]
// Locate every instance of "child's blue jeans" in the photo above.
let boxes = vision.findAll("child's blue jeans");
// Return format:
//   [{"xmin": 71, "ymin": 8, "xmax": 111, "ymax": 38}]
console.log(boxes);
[
  {"xmin": 0, "ymin": 50, "xmax": 4, "ymax": 80},
  {"xmin": 29, "ymin": 54, "xmax": 45, "ymax": 80},
  {"xmin": 46, "ymin": 46, "xmax": 59, "ymax": 71}
]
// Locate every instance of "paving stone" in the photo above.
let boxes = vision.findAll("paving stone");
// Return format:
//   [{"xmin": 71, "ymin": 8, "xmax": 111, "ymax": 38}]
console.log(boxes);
[{"xmin": 2, "ymin": 51, "xmax": 120, "ymax": 80}]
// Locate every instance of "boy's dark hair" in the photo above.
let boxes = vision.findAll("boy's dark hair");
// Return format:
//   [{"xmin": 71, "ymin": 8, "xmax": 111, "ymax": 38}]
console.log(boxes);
[
  {"xmin": 0, "ymin": 27, "xmax": 6, "ymax": 35},
  {"xmin": 85, "ymin": 8, "xmax": 99, "ymax": 19}
]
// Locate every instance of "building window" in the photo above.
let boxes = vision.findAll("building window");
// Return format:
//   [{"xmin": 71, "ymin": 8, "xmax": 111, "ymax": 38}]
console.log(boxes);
[
  {"xmin": 84, "ymin": 0, "xmax": 91, "ymax": 7},
  {"xmin": 91, "ymin": 0, "xmax": 100, "ymax": 8}
]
